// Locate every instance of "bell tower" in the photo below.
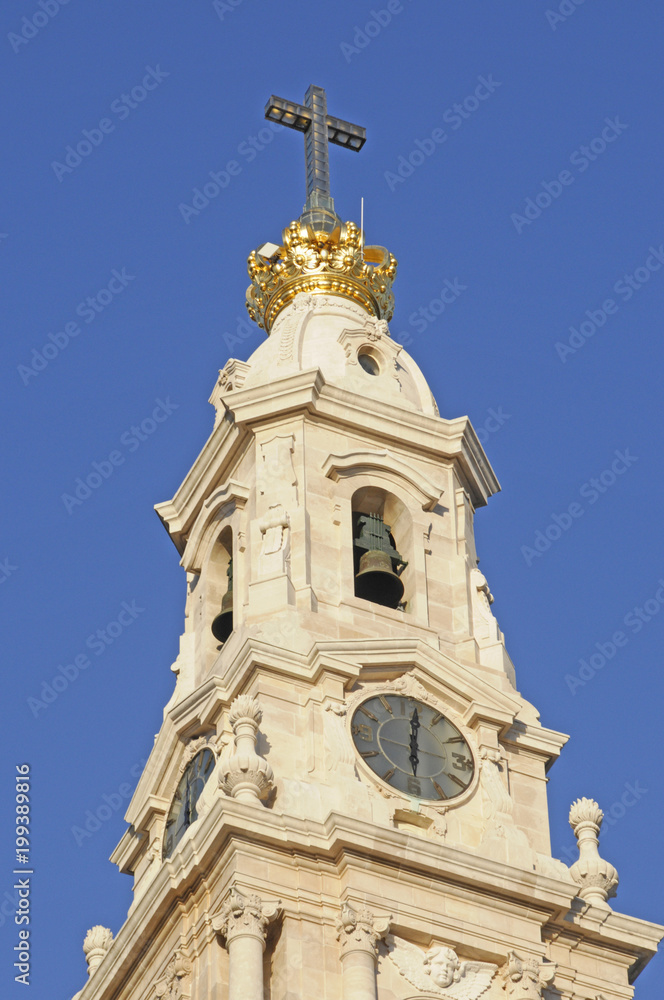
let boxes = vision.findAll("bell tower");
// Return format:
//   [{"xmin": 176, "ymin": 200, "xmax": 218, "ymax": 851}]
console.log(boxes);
[{"xmin": 70, "ymin": 87, "xmax": 662, "ymax": 1000}]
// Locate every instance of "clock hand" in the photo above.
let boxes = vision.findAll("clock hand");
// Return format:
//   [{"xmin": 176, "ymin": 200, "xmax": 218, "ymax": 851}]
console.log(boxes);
[
  {"xmin": 183, "ymin": 777, "xmax": 192, "ymax": 828},
  {"xmin": 409, "ymin": 708, "xmax": 420, "ymax": 776}
]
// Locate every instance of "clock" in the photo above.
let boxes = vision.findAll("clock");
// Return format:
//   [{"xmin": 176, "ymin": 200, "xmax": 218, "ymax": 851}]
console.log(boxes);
[
  {"xmin": 350, "ymin": 693, "xmax": 474, "ymax": 801},
  {"xmin": 162, "ymin": 748, "xmax": 215, "ymax": 859}
]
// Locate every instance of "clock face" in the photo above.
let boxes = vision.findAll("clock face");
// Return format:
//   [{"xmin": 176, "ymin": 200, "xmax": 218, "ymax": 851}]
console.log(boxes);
[
  {"xmin": 350, "ymin": 694, "xmax": 474, "ymax": 801},
  {"xmin": 162, "ymin": 748, "xmax": 215, "ymax": 859}
]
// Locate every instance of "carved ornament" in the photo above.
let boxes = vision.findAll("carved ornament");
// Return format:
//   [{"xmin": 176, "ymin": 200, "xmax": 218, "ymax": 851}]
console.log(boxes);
[
  {"xmin": 336, "ymin": 901, "xmax": 390, "ymax": 957},
  {"xmin": 213, "ymin": 885, "xmax": 282, "ymax": 946},
  {"xmin": 385, "ymin": 934, "xmax": 496, "ymax": 999}
]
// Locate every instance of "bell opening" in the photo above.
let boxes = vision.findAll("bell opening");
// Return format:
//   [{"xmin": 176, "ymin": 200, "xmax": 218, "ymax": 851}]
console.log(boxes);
[
  {"xmin": 211, "ymin": 557, "xmax": 233, "ymax": 643},
  {"xmin": 353, "ymin": 512, "xmax": 407, "ymax": 610}
]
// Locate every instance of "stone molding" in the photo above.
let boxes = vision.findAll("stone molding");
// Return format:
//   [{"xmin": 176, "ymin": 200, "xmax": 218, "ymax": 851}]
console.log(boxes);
[
  {"xmin": 177, "ymin": 734, "xmax": 217, "ymax": 775},
  {"xmin": 322, "ymin": 448, "xmax": 442, "ymax": 511},
  {"xmin": 180, "ymin": 479, "xmax": 251, "ymax": 574}
]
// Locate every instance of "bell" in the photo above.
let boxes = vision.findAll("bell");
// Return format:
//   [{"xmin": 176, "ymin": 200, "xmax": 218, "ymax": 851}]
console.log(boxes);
[
  {"xmin": 353, "ymin": 513, "xmax": 407, "ymax": 609},
  {"xmin": 355, "ymin": 548, "xmax": 404, "ymax": 608},
  {"xmin": 211, "ymin": 558, "xmax": 233, "ymax": 643}
]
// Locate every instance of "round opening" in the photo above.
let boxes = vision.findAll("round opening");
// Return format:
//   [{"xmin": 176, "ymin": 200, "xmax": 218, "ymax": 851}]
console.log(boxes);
[{"xmin": 358, "ymin": 351, "xmax": 380, "ymax": 375}]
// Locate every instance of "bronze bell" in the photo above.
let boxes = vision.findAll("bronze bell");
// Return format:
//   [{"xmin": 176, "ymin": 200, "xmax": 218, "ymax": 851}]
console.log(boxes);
[
  {"xmin": 354, "ymin": 513, "xmax": 407, "ymax": 609},
  {"xmin": 211, "ymin": 558, "xmax": 233, "ymax": 643}
]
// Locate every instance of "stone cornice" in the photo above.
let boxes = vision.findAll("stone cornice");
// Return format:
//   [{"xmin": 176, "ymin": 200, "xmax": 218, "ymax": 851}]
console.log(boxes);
[
  {"xmin": 501, "ymin": 720, "xmax": 570, "ymax": 770},
  {"xmin": 83, "ymin": 796, "xmax": 664, "ymax": 1000},
  {"xmin": 228, "ymin": 371, "xmax": 499, "ymax": 507},
  {"xmin": 543, "ymin": 905, "xmax": 664, "ymax": 980},
  {"xmin": 163, "ymin": 636, "xmax": 527, "ymax": 738},
  {"xmin": 155, "ymin": 369, "xmax": 500, "ymax": 559},
  {"xmin": 113, "ymin": 638, "xmax": 565, "ymax": 875},
  {"xmin": 154, "ymin": 408, "xmax": 249, "ymax": 556}
]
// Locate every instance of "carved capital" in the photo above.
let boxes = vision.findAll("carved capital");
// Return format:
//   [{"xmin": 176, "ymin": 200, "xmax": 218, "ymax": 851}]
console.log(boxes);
[
  {"xmin": 220, "ymin": 695, "xmax": 274, "ymax": 802},
  {"xmin": 569, "ymin": 798, "xmax": 619, "ymax": 907},
  {"xmin": 501, "ymin": 951, "xmax": 555, "ymax": 999},
  {"xmin": 336, "ymin": 901, "xmax": 390, "ymax": 958},
  {"xmin": 155, "ymin": 950, "xmax": 192, "ymax": 999},
  {"xmin": 83, "ymin": 926, "xmax": 113, "ymax": 976},
  {"xmin": 213, "ymin": 886, "xmax": 282, "ymax": 948}
]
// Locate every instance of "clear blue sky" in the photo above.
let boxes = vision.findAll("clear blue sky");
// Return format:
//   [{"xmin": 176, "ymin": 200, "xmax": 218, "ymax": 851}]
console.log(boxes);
[{"xmin": 2, "ymin": 2, "xmax": 664, "ymax": 997}]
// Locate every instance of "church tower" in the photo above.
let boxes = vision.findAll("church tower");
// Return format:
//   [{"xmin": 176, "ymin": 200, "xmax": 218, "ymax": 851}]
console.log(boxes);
[{"xmin": 71, "ymin": 87, "xmax": 662, "ymax": 1000}]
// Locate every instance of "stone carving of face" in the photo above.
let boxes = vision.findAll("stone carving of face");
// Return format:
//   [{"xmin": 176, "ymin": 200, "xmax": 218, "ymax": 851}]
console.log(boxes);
[{"xmin": 424, "ymin": 945, "xmax": 460, "ymax": 988}]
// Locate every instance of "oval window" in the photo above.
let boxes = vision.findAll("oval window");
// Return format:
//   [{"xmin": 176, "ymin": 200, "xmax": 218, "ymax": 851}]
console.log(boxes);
[{"xmin": 358, "ymin": 351, "xmax": 380, "ymax": 375}]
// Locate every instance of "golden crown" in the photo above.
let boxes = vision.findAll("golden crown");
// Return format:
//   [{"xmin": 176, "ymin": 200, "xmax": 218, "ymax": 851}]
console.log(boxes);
[{"xmin": 246, "ymin": 218, "xmax": 397, "ymax": 333}]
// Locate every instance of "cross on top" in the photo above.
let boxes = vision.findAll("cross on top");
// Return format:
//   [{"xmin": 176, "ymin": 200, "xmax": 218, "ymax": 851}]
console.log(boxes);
[{"xmin": 265, "ymin": 85, "xmax": 366, "ymax": 207}]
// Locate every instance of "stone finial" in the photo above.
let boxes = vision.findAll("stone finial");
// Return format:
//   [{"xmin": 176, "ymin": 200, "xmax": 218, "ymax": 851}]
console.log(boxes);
[
  {"xmin": 219, "ymin": 695, "xmax": 274, "ymax": 802},
  {"xmin": 502, "ymin": 951, "xmax": 556, "ymax": 999},
  {"xmin": 213, "ymin": 885, "xmax": 282, "ymax": 947},
  {"xmin": 568, "ymin": 798, "xmax": 619, "ymax": 908},
  {"xmin": 336, "ymin": 901, "xmax": 391, "ymax": 957},
  {"xmin": 83, "ymin": 925, "xmax": 113, "ymax": 976},
  {"xmin": 228, "ymin": 694, "xmax": 263, "ymax": 729}
]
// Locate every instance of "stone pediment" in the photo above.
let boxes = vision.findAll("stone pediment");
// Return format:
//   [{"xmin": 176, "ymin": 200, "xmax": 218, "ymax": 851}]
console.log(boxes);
[
  {"xmin": 180, "ymin": 479, "xmax": 251, "ymax": 573},
  {"xmin": 322, "ymin": 449, "xmax": 443, "ymax": 510}
]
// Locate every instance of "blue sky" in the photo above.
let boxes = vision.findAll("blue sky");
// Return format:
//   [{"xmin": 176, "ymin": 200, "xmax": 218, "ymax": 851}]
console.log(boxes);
[{"xmin": 2, "ymin": 2, "xmax": 664, "ymax": 997}]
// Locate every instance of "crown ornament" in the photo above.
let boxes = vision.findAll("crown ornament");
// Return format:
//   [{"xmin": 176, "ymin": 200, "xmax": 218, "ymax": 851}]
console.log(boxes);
[
  {"xmin": 246, "ymin": 85, "xmax": 397, "ymax": 333},
  {"xmin": 246, "ymin": 218, "xmax": 397, "ymax": 333}
]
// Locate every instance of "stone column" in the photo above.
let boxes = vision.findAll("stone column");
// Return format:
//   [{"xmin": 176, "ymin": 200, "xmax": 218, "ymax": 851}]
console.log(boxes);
[
  {"xmin": 336, "ymin": 901, "xmax": 390, "ymax": 1000},
  {"xmin": 569, "ymin": 797, "xmax": 619, "ymax": 907},
  {"xmin": 213, "ymin": 885, "xmax": 282, "ymax": 1000}
]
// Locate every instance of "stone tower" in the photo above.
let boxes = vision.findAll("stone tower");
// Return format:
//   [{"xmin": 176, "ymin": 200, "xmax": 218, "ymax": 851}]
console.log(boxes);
[{"xmin": 71, "ymin": 88, "xmax": 662, "ymax": 1000}]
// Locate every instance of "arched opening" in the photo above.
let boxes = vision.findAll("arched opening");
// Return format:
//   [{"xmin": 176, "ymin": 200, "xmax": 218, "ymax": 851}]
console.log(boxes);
[
  {"xmin": 208, "ymin": 527, "xmax": 233, "ymax": 643},
  {"xmin": 351, "ymin": 487, "xmax": 412, "ymax": 610}
]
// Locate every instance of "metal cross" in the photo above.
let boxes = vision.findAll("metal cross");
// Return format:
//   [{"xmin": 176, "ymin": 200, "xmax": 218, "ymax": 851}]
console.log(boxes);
[{"xmin": 265, "ymin": 85, "xmax": 366, "ymax": 205}]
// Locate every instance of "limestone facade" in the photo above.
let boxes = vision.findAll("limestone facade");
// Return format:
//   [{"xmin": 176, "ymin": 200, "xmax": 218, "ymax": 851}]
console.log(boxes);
[{"xmin": 71, "ymin": 291, "xmax": 662, "ymax": 1000}]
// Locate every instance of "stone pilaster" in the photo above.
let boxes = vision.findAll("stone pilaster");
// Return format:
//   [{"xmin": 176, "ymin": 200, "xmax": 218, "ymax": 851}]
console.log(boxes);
[
  {"xmin": 336, "ymin": 901, "xmax": 390, "ymax": 1000},
  {"xmin": 213, "ymin": 885, "xmax": 282, "ymax": 1000}
]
